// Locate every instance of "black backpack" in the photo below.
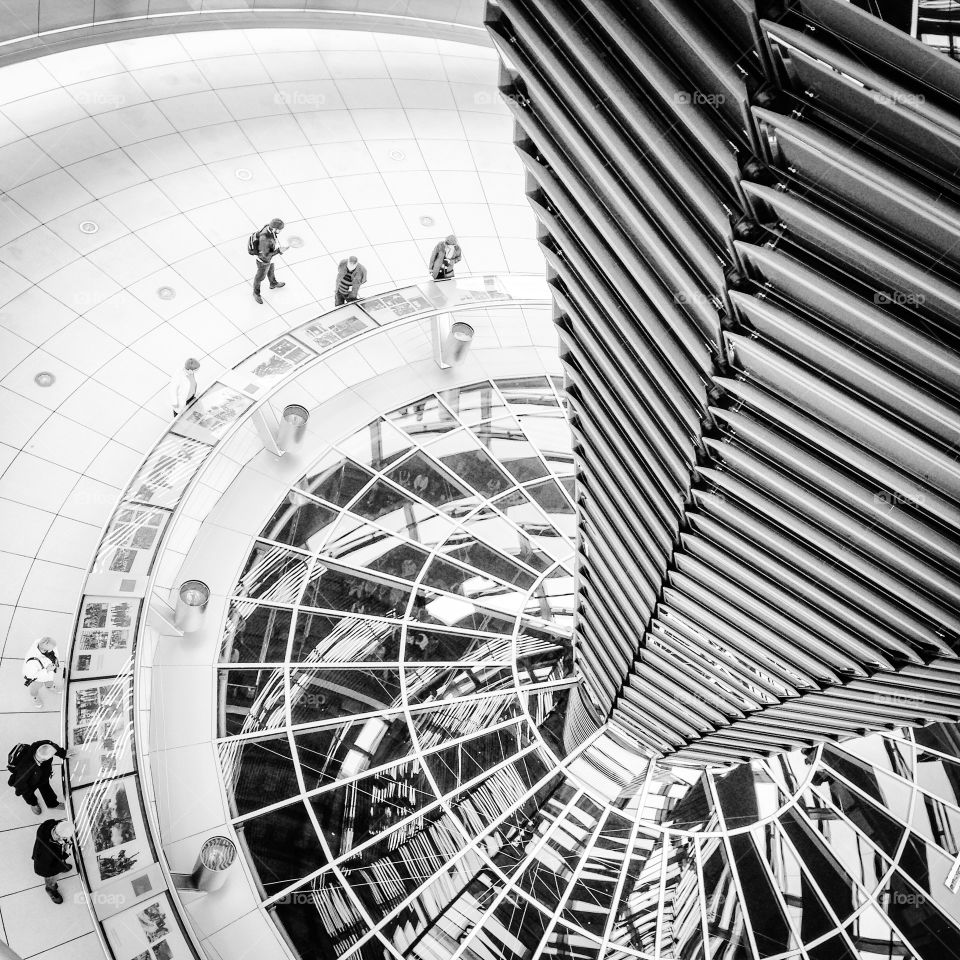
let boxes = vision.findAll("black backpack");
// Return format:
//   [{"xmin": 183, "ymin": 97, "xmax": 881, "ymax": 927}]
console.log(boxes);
[
  {"xmin": 247, "ymin": 225, "xmax": 270, "ymax": 256},
  {"xmin": 6, "ymin": 743, "xmax": 27, "ymax": 785}
]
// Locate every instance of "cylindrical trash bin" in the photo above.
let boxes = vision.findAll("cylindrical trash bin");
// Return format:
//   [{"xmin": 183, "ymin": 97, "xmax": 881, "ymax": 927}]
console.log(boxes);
[
  {"xmin": 277, "ymin": 403, "xmax": 310, "ymax": 452},
  {"xmin": 174, "ymin": 580, "xmax": 210, "ymax": 633},
  {"xmin": 445, "ymin": 321, "xmax": 474, "ymax": 364},
  {"xmin": 191, "ymin": 836, "xmax": 237, "ymax": 893}
]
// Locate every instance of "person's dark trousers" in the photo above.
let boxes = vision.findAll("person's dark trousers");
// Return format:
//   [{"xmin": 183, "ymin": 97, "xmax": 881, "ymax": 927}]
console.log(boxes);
[
  {"xmin": 23, "ymin": 780, "xmax": 58, "ymax": 809},
  {"xmin": 334, "ymin": 291, "xmax": 357, "ymax": 306},
  {"xmin": 253, "ymin": 258, "xmax": 276, "ymax": 295},
  {"xmin": 435, "ymin": 267, "xmax": 454, "ymax": 280}
]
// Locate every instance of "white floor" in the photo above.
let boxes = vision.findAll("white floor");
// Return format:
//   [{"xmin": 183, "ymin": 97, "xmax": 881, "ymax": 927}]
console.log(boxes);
[{"xmin": 0, "ymin": 26, "xmax": 541, "ymax": 960}]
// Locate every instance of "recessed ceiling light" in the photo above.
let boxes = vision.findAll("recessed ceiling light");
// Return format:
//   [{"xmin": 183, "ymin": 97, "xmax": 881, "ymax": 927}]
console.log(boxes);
[
  {"xmin": 158, "ymin": 286, "xmax": 176, "ymax": 300},
  {"xmin": 389, "ymin": 149, "xmax": 406, "ymax": 161},
  {"xmin": 419, "ymin": 215, "xmax": 435, "ymax": 227},
  {"xmin": 79, "ymin": 220, "xmax": 99, "ymax": 234},
  {"xmin": 34, "ymin": 371, "xmax": 56, "ymax": 387},
  {"xmin": 288, "ymin": 235, "xmax": 304, "ymax": 248},
  {"xmin": 235, "ymin": 168, "xmax": 252, "ymax": 181}
]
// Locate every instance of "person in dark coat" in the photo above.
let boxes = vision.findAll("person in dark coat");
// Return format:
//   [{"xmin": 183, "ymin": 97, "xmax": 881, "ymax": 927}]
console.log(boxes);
[
  {"xmin": 9, "ymin": 740, "xmax": 69, "ymax": 815},
  {"xmin": 334, "ymin": 256, "xmax": 367, "ymax": 305},
  {"xmin": 32, "ymin": 819, "xmax": 74, "ymax": 903},
  {"xmin": 252, "ymin": 217, "xmax": 288, "ymax": 304},
  {"xmin": 428, "ymin": 235, "xmax": 461, "ymax": 280}
]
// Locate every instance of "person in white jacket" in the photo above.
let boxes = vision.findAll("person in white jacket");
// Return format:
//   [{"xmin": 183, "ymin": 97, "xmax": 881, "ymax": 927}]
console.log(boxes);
[
  {"xmin": 169, "ymin": 357, "xmax": 200, "ymax": 417},
  {"xmin": 23, "ymin": 636, "xmax": 62, "ymax": 709}
]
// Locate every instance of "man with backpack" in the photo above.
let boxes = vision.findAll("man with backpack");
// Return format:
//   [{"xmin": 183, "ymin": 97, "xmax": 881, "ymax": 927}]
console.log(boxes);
[
  {"xmin": 8, "ymin": 740, "xmax": 71, "ymax": 815},
  {"xmin": 249, "ymin": 217, "xmax": 289, "ymax": 304}
]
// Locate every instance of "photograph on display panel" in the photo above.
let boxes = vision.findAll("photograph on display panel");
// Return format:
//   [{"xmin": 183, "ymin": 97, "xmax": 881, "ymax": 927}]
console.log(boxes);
[
  {"xmin": 73, "ymin": 775, "xmax": 152, "ymax": 889},
  {"xmin": 232, "ymin": 334, "xmax": 317, "ymax": 394},
  {"xmin": 67, "ymin": 676, "xmax": 135, "ymax": 787},
  {"xmin": 294, "ymin": 308, "xmax": 377, "ymax": 351},
  {"xmin": 72, "ymin": 596, "xmax": 142, "ymax": 678},
  {"xmin": 359, "ymin": 285, "xmax": 432, "ymax": 323},
  {"xmin": 171, "ymin": 382, "xmax": 254, "ymax": 440},
  {"xmin": 126, "ymin": 434, "xmax": 212, "ymax": 509},
  {"xmin": 102, "ymin": 892, "xmax": 191, "ymax": 960},
  {"xmin": 92, "ymin": 505, "xmax": 170, "ymax": 578}
]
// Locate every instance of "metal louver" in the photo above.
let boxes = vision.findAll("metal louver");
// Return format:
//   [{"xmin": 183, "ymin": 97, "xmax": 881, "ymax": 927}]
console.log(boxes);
[{"xmin": 485, "ymin": 0, "xmax": 960, "ymax": 764}]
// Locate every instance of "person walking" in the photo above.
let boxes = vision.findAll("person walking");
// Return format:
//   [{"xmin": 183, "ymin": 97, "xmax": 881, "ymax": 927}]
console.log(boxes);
[
  {"xmin": 334, "ymin": 256, "xmax": 366, "ymax": 306},
  {"xmin": 429, "ymin": 234, "xmax": 461, "ymax": 280},
  {"xmin": 23, "ymin": 637, "xmax": 61, "ymax": 709},
  {"xmin": 8, "ymin": 740, "xmax": 70, "ymax": 815},
  {"xmin": 250, "ymin": 217, "xmax": 288, "ymax": 304},
  {"xmin": 169, "ymin": 357, "xmax": 200, "ymax": 417},
  {"xmin": 32, "ymin": 819, "xmax": 75, "ymax": 904}
]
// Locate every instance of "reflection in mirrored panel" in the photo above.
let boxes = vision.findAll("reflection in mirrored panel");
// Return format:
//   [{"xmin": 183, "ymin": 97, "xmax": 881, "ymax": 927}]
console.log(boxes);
[
  {"xmin": 261, "ymin": 495, "xmax": 338, "ymax": 552},
  {"xmin": 221, "ymin": 602, "xmax": 293, "ymax": 663},
  {"xmin": 218, "ymin": 667, "xmax": 286, "ymax": 736},
  {"xmin": 298, "ymin": 452, "xmax": 373, "ymax": 507},
  {"xmin": 237, "ymin": 800, "xmax": 328, "ymax": 898},
  {"xmin": 221, "ymin": 734, "xmax": 298, "ymax": 817}
]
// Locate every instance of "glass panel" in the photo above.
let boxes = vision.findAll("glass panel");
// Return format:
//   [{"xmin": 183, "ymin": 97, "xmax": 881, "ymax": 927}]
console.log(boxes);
[
  {"xmin": 221, "ymin": 734, "xmax": 298, "ymax": 817},
  {"xmin": 310, "ymin": 757, "xmax": 438, "ymax": 859},
  {"xmin": 288, "ymin": 665, "xmax": 403, "ymax": 726},
  {"xmin": 608, "ymin": 835, "xmax": 664, "ymax": 952},
  {"xmin": 402, "ymin": 624, "xmax": 509, "ymax": 662},
  {"xmin": 443, "ymin": 539, "xmax": 538, "ymax": 588},
  {"xmin": 443, "ymin": 380, "xmax": 508, "ymax": 425},
  {"xmin": 270, "ymin": 876, "xmax": 379, "ymax": 960},
  {"xmin": 349, "ymin": 479, "xmax": 416, "ymax": 525},
  {"xmin": 221, "ymin": 602, "xmax": 293, "ymax": 663},
  {"xmin": 363, "ymin": 539, "xmax": 431, "ymax": 582},
  {"xmin": 299, "ymin": 453, "xmax": 373, "ymax": 507},
  {"xmin": 484, "ymin": 428, "xmax": 550, "ymax": 484},
  {"xmin": 385, "ymin": 451, "xmax": 474, "ymax": 511},
  {"xmin": 261, "ymin": 495, "xmax": 337, "ymax": 552},
  {"xmin": 301, "ymin": 564, "xmax": 408, "ymax": 619},
  {"xmin": 498, "ymin": 375, "xmax": 558, "ymax": 417},
  {"xmin": 294, "ymin": 612, "xmax": 401, "ymax": 663},
  {"xmin": 235, "ymin": 543, "xmax": 312, "ymax": 604},
  {"xmin": 336, "ymin": 418, "xmax": 412, "ymax": 471},
  {"xmin": 387, "ymin": 394, "xmax": 459, "ymax": 443},
  {"xmin": 237, "ymin": 800, "xmax": 326, "ymax": 896},
  {"xmin": 424, "ymin": 726, "xmax": 528, "ymax": 797},
  {"xmin": 218, "ymin": 667, "xmax": 286, "ymax": 737},
  {"xmin": 295, "ymin": 714, "xmax": 413, "ymax": 792},
  {"xmin": 408, "ymin": 693, "xmax": 525, "ymax": 750},
  {"xmin": 427, "ymin": 428, "xmax": 516, "ymax": 497},
  {"xmin": 373, "ymin": 832, "xmax": 490, "ymax": 950}
]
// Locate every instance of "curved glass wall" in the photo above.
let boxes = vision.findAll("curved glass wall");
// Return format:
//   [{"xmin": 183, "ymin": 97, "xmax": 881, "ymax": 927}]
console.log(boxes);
[{"xmin": 217, "ymin": 377, "xmax": 960, "ymax": 960}]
